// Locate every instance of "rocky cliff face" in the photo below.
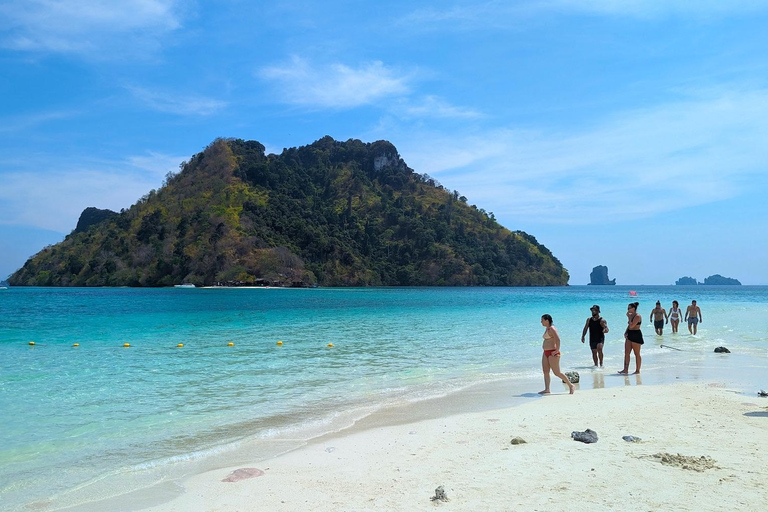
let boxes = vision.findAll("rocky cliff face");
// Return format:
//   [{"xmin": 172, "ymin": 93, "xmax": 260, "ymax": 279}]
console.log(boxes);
[
  {"xmin": 588, "ymin": 265, "xmax": 615, "ymax": 285},
  {"xmin": 74, "ymin": 207, "xmax": 119, "ymax": 233}
]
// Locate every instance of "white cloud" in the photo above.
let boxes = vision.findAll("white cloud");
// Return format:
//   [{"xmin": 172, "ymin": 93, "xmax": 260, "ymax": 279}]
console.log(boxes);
[
  {"xmin": 128, "ymin": 86, "xmax": 227, "ymax": 116},
  {"xmin": 394, "ymin": 88, "xmax": 768, "ymax": 223},
  {"xmin": 0, "ymin": 152, "xmax": 185, "ymax": 232},
  {"xmin": 259, "ymin": 56, "xmax": 412, "ymax": 109},
  {"xmin": 0, "ymin": 0, "xmax": 183, "ymax": 56}
]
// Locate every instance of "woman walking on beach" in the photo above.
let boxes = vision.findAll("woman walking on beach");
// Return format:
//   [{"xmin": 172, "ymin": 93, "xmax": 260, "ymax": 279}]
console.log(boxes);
[
  {"xmin": 539, "ymin": 314, "xmax": 575, "ymax": 395},
  {"xmin": 619, "ymin": 302, "xmax": 643, "ymax": 374},
  {"xmin": 667, "ymin": 300, "xmax": 681, "ymax": 333}
]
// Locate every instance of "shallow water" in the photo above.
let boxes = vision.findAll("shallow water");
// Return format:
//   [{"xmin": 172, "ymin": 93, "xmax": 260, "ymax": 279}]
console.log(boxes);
[{"xmin": 0, "ymin": 285, "xmax": 766, "ymax": 510}]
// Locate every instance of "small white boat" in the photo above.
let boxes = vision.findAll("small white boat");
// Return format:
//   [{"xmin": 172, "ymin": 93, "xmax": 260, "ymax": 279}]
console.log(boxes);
[{"xmin": 174, "ymin": 283, "xmax": 196, "ymax": 288}]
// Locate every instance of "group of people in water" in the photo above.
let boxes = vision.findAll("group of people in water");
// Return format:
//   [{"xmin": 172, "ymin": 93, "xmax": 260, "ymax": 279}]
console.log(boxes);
[{"xmin": 539, "ymin": 300, "xmax": 704, "ymax": 394}]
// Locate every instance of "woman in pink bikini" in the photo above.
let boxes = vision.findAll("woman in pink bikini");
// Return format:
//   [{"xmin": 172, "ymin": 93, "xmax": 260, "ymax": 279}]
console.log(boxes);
[{"xmin": 539, "ymin": 314, "xmax": 575, "ymax": 395}]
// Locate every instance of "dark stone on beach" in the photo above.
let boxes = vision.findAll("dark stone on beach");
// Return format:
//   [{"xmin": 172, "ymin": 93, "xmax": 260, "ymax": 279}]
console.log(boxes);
[
  {"xmin": 714, "ymin": 347, "xmax": 730, "ymax": 353},
  {"xmin": 758, "ymin": 390, "xmax": 768, "ymax": 397},
  {"xmin": 510, "ymin": 437, "xmax": 527, "ymax": 445},
  {"xmin": 430, "ymin": 485, "xmax": 449, "ymax": 502},
  {"xmin": 623, "ymin": 435, "xmax": 642, "ymax": 443},
  {"xmin": 564, "ymin": 371, "xmax": 580, "ymax": 383},
  {"xmin": 571, "ymin": 429, "xmax": 598, "ymax": 444}
]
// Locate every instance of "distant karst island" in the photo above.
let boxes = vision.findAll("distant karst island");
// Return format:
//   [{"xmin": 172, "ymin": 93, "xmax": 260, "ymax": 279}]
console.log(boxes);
[
  {"xmin": 675, "ymin": 274, "xmax": 741, "ymax": 285},
  {"xmin": 588, "ymin": 265, "xmax": 615, "ymax": 285},
  {"xmin": 9, "ymin": 137, "xmax": 569, "ymax": 288}
]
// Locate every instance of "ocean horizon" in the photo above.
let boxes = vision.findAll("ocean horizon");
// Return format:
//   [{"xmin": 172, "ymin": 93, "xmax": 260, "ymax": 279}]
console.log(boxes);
[{"xmin": 1, "ymin": 285, "xmax": 766, "ymax": 511}]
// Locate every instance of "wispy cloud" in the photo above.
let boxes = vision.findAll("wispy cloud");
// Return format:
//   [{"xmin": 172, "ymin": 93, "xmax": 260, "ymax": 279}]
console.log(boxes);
[
  {"xmin": 549, "ymin": 0, "xmax": 768, "ymax": 18},
  {"xmin": 402, "ymin": 0, "xmax": 768, "ymax": 29},
  {"xmin": 127, "ymin": 86, "xmax": 227, "ymax": 116},
  {"xmin": 259, "ymin": 56, "xmax": 412, "ymax": 109},
  {"xmin": 394, "ymin": 87, "xmax": 768, "ymax": 223},
  {"xmin": 0, "ymin": 151, "xmax": 185, "ymax": 232},
  {"xmin": 0, "ymin": 0, "xmax": 184, "ymax": 56},
  {"xmin": 397, "ymin": 95, "xmax": 484, "ymax": 120},
  {"xmin": 0, "ymin": 109, "xmax": 78, "ymax": 133}
]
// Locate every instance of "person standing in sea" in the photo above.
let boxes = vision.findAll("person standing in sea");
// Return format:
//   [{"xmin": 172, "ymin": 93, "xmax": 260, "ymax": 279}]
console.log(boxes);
[
  {"xmin": 539, "ymin": 314, "xmax": 575, "ymax": 395},
  {"xmin": 619, "ymin": 302, "xmax": 643, "ymax": 375},
  {"xmin": 650, "ymin": 301, "xmax": 667, "ymax": 335},
  {"xmin": 667, "ymin": 300, "xmax": 682, "ymax": 333},
  {"xmin": 685, "ymin": 300, "xmax": 703, "ymax": 335},
  {"xmin": 581, "ymin": 304, "xmax": 608, "ymax": 367}
]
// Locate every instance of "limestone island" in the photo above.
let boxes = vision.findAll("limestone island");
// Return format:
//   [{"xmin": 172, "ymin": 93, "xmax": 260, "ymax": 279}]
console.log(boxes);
[
  {"xmin": 588, "ymin": 265, "xmax": 616, "ymax": 285},
  {"xmin": 675, "ymin": 274, "xmax": 741, "ymax": 285}
]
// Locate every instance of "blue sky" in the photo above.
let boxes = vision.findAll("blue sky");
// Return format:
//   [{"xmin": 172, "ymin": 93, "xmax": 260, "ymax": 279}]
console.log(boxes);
[{"xmin": 1, "ymin": 0, "xmax": 767, "ymax": 284}]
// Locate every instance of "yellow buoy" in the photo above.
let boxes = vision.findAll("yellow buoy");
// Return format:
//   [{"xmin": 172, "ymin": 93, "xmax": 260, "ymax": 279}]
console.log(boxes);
[
  {"xmin": 327, "ymin": 343, "xmax": 334, "ymax": 348},
  {"xmin": 73, "ymin": 343, "xmax": 80, "ymax": 347},
  {"xmin": 276, "ymin": 340, "xmax": 283, "ymax": 346},
  {"xmin": 227, "ymin": 342, "xmax": 234, "ymax": 347},
  {"xmin": 177, "ymin": 343, "xmax": 184, "ymax": 348},
  {"xmin": 123, "ymin": 343, "xmax": 131, "ymax": 347},
  {"xmin": 28, "ymin": 341, "xmax": 35, "ymax": 346}
]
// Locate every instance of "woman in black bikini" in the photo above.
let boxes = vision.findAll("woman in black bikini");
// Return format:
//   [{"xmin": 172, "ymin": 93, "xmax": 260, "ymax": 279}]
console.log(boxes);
[{"xmin": 619, "ymin": 302, "xmax": 643, "ymax": 375}]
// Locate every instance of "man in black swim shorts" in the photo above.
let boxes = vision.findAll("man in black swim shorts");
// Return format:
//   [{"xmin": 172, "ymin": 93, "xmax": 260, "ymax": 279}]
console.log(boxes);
[
  {"xmin": 581, "ymin": 305, "xmax": 609, "ymax": 367},
  {"xmin": 650, "ymin": 301, "xmax": 666, "ymax": 336}
]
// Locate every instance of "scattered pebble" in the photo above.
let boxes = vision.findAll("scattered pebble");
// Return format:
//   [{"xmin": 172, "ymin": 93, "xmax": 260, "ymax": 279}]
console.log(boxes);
[
  {"xmin": 622, "ymin": 435, "xmax": 642, "ymax": 443},
  {"xmin": 325, "ymin": 447, "xmax": 336, "ymax": 453},
  {"xmin": 430, "ymin": 485, "xmax": 449, "ymax": 502},
  {"xmin": 510, "ymin": 437, "xmax": 527, "ymax": 445}
]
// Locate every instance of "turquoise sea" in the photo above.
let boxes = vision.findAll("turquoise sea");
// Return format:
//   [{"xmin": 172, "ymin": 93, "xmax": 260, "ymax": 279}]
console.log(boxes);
[{"xmin": 1, "ymin": 286, "xmax": 767, "ymax": 511}]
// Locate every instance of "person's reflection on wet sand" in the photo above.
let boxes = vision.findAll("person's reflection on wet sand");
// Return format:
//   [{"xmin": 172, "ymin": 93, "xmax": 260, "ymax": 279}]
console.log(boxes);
[{"xmin": 592, "ymin": 371, "xmax": 605, "ymax": 389}]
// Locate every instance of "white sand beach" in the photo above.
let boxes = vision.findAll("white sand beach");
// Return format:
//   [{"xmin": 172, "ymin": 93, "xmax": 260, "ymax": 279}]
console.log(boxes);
[{"xmin": 144, "ymin": 381, "xmax": 768, "ymax": 511}]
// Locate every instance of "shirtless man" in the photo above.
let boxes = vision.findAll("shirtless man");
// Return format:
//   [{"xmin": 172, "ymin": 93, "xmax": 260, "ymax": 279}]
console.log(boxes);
[
  {"xmin": 650, "ymin": 301, "xmax": 667, "ymax": 336},
  {"xmin": 685, "ymin": 300, "xmax": 703, "ymax": 335},
  {"xmin": 581, "ymin": 305, "xmax": 609, "ymax": 366}
]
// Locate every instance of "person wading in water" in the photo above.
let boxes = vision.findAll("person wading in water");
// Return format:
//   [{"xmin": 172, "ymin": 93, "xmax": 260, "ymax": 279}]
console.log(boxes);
[{"xmin": 581, "ymin": 305, "xmax": 608, "ymax": 367}]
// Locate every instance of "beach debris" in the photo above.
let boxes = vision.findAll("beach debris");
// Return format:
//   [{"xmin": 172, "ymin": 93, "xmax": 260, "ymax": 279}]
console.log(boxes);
[
  {"xmin": 758, "ymin": 390, "xmax": 768, "ymax": 397},
  {"xmin": 660, "ymin": 344, "xmax": 682, "ymax": 351},
  {"xmin": 571, "ymin": 429, "xmax": 598, "ymax": 444},
  {"xmin": 221, "ymin": 467, "xmax": 265, "ymax": 482},
  {"xmin": 510, "ymin": 436, "xmax": 527, "ymax": 445},
  {"xmin": 325, "ymin": 446, "xmax": 336, "ymax": 453},
  {"xmin": 647, "ymin": 453, "xmax": 718, "ymax": 472},
  {"xmin": 714, "ymin": 346, "xmax": 730, "ymax": 353},
  {"xmin": 622, "ymin": 435, "xmax": 642, "ymax": 443},
  {"xmin": 564, "ymin": 371, "xmax": 580, "ymax": 383},
  {"xmin": 430, "ymin": 485, "xmax": 449, "ymax": 502}
]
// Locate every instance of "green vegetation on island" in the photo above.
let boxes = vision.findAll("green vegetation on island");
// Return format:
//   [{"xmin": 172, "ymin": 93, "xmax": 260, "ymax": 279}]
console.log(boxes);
[{"xmin": 9, "ymin": 137, "xmax": 569, "ymax": 287}]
